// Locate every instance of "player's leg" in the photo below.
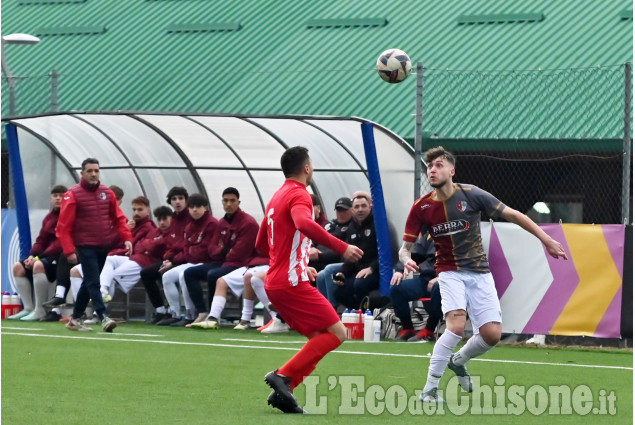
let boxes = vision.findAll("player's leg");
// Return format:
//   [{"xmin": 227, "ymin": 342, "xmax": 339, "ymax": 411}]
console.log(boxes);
[
  {"xmin": 265, "ymin": 284, "xmax": 343, "ymax": 413},
  {"xmin": 449, "ymin": 272, "xmax": 502, "ymax": 392},
  {"xmin": 10, "ymin": 261, "xmax": 33, "ymax": 319},
  {"xmin": 421, "ymin": 271, "xmax": 468, "ymax": 402},
  {"xmin": 24, "ymin": 259, "xmax": 49, "ymax": 319},
  {"xmin": 390, "ymin": 276, "xmax": 427, "ymax": 340},
  {"xmin": 159, "ymin": 264, "xmax": 187, "ymax": 325}
]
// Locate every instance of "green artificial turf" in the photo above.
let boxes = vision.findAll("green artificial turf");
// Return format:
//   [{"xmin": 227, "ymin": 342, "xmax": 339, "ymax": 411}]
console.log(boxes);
[{"xmin": 1, "ymin": 321, "xmax": 632, "ymax": 424}]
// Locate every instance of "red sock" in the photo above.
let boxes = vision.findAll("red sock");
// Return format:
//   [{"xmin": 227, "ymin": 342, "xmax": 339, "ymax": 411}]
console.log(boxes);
[
  {"xmin": 290, "ymin": 363, "xmax": 316, "ymax": 390},
  {"xmin": 278, "ymin": 332, "xmax": 342, "ymax": 387}
]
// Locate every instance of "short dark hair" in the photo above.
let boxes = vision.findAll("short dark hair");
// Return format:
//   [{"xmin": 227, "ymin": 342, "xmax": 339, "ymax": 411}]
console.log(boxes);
[
  {"xmin": 131, "ymin": 196, "xmax": 150, "ymax": 207},
  {"xmin": 424, "ymin": 146, "xmax": 455, "ymax": 167},
  {"xmin": 166, "ymin": 186, "xmax": 189, "ymax": 204},
  {"xmin": 310, "ymin": 194, "xmax": 322, "ymax": 208},
  {"xmin": 81, "ymin": 158, "xmax": 99, "ymax": 171},
  {"xmin": 222, "ymin": 187, "xmax": 240, "ymax": 199},
  {"xmin": 153, "ymin": 206, "xmax": 172, "ymax": 220},
  {"xmin": 187, "ymin": 193, "xmax": 208, "ymax": 208},
  {"xmin": 109, "ymin": 185, "xmax": 124, "ymax": 201},
  {"xmin": 50, "ymin": 185, "xmax": 68, "ymax": 194},
  {"xmin": 280, "ymin": 146, "xmax": 310, "ymax": 178}
]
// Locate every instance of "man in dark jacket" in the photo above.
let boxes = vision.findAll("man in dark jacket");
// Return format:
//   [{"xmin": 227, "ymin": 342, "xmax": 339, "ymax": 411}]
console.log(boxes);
[
  {"xmin": 309, "ymin": 196, "xmax": 353, "ymax": 272},
  {"xmin": 57, "ymin": 158, "xmax": 132, "ymax": 332},
  {"xmin": 10, "ymin": 185, "xmax": 67, "ymax": 321},
  {"xmin": 333, "ymin": 194, "xmax": 388, "ymax": 309}
]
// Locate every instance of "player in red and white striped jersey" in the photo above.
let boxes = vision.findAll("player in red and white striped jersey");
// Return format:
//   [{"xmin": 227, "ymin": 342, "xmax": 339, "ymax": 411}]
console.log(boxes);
[{"xmin": 256, "ymin": 146, "xmax": 363, "ymax": 414}]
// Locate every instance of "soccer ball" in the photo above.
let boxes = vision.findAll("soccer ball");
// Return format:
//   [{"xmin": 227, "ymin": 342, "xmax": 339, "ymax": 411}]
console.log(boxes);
[{"xmin": 376, "ymin": 49, "xmax": 412, "ymax": 83}]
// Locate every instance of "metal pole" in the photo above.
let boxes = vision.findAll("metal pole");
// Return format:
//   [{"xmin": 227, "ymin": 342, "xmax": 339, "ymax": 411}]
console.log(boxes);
[
  {"xmin": 622, "ymin": 62, "xmax": 632, "ymax": 225},
  {"xmin": 414, "ymin": 62, "xmax": 423, "ymax": 200},
  {"xmin": 50, "ymin": 69, "xmax": 58, "ymax": 112}
]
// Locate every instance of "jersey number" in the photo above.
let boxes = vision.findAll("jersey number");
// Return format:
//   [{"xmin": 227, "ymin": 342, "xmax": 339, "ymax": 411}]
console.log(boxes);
[{"xmin": 267, "ymin": 208, "xmax": 274, "ymax": 246}]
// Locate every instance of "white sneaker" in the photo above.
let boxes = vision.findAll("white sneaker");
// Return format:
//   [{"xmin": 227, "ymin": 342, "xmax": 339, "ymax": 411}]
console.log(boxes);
[
  {"xmin": 233, "ymin": 320, "xmax": 251, "ymax": 330},
  {"xmin": 190, "ymin": 319, "xmax": 218, "ymax": 329},
  {"xmin": 101, "ymin": 291, "xmax": 112, "ymax": 303},
  {"xmin": 419, "ymin": 387, "xmax": 445, "ymax": 403},
  {"xmin": 66, "ymin": 317, "xmax": 92, "ymax": 331},
  {"xmin": 84, "ymin": 314, "xmax": 100, "ymax": 324},
  {"xmin": 260, "ymin": 317, "xmax": 289, "ymax": 334}
]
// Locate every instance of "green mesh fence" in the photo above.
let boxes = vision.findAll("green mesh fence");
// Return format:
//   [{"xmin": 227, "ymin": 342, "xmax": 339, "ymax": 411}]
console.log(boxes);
[{"xmin": 419, "ymin": 64, "xmax": 632, "ymax": 225}]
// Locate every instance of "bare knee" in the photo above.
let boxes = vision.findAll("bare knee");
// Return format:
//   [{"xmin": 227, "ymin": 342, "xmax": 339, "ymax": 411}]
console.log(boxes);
[
  {"xmin": 328, "ymin": 321, "xmax": 347, "ymax": 343},
  {"xmin": 13, "ymin": 262, "xmax": 26, "ymax": 276},
  {"xmin": 70, "ymin": 266, "xmax": 82, "ymax": 278},
  {"xmin": 214, "ymin": 278, "xmax": 228, "ymax": 296},
  {"xmin": 479, "ymin": 322, "xmax": 502, "ymax": 346},
  {"xmin": 32, "ymin": 261, "xmax": 45, "ymax": 274}
]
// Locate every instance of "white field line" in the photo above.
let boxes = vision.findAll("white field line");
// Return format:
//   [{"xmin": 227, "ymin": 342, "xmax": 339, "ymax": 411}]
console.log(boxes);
[
  {"xmin": 2, "ymin": 331, "xmax": 632, "ymax": 371},
  {"xmin": 1, "ymin": 326, "xmax": 45, "ymax": 331}
]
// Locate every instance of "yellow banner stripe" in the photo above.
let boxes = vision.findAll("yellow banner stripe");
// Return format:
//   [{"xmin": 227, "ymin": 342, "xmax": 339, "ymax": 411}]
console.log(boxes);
[{"xmin": 551, "ymin": 224, "xmax": 622, "ymax": 336}]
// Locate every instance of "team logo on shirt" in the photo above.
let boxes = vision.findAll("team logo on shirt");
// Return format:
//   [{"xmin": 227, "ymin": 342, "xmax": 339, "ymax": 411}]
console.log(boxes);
[
  {"xmin": 231, "ymin": 233, "xmax": 236, "ymax": 241},
  {"xmin": 431, "ymin": 219, "xmax": 470, "ymax": 237},
  {"xmin": 457, "ymin": 201, "xmax": 468, "ymax": 212},
  {"xmin": 100, "ymin": 192, "xmax": 107, "ymax": 200},
  {"xmin": 420, "ymin": 203, "xmax": 431, "ymax": 210},
  {"xmin": 364, "ymin": 229, "xmax": 372, "ymax": 237}
]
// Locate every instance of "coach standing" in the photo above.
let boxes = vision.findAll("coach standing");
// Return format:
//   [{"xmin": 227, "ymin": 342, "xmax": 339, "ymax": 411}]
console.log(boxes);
[{"xmin": 57, "ymin": 158, "xmax": 132, "ymax": 332}]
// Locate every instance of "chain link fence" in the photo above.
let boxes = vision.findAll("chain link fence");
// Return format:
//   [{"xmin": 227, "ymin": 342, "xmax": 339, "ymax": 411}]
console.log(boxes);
[{"xmin": 419, "ymin": 64, "xmax": 632, "ymax": 225}]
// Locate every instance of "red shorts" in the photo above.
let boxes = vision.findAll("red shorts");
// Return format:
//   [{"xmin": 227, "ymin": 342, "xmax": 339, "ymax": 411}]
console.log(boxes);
[{"xmin": 266, "ymin": 281, "xmax": 341, "ymax": 337}]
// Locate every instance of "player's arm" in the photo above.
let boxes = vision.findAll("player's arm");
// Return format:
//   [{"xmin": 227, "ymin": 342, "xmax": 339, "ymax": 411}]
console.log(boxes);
[
  {"xmin": 290, "ymin": 202, "xmax": 361, "ymax": 261},
  {"xmin": 500, "ymin": 206, "xmax": 568, "ymax": 260},
  {"xmin": 398, "ymin": 241, "xmax": 419, "ymax": 273}
]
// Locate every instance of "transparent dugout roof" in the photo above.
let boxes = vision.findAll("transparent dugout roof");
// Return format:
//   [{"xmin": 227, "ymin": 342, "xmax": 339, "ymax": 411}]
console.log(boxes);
[{"xmin": 6, "ymin": 113, "xmax": 419, "ymax": 246}]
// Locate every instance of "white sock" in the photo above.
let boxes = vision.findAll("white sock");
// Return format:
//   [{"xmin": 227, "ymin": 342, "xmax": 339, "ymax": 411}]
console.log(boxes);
[
  {"xmin": 14, "ymin": 276, "xmax": 33, "ymax": 311},
  {"xmin": 55, "ymin": 285, "xmax": 66, "ymax": 298},
  {"xmin": 162, "ymin": 281, "xmax": 181, "ymax": 318},
  {"xmin": 52, "ymin": 308, "xmax": 61, "ymax": 314},
  {"xmin": 241, "ymin": 299, "xmax": 254, "ymax": 322},
  {"xmin": 209, "ymin": 296, "xmax": 226, "ymax": 320},
  {"xmin": 70, "ymin": 277, "xmax": 82, "ymax": 301},
  {"xmin": 423, "ymin": 330, "xmax": 462, "ymax": 392},
  {"xmin": 32, "ymin": 273, "xmax": 49, "ymax": 316},
  {"xmin": 453, "ymin": 334, "xmax": 493, "ymax": 366},
  {"xmin": 156, "ymin": 306, "xmax": 167, "ymax": 314},
  {"xmin": 250, "ymin": 275, "xmax": 270, "ymax": 306}
]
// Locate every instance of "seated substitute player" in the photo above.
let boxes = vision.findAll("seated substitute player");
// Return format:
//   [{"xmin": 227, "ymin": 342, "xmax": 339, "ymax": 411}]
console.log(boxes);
[
  {"xmin": 10, "ymin": 185, "xmax": 67, "ymax": 321},
  {"xmin": 140, "ymin": 186, "xmax": 190, "ymax": 323},
  {"xmin": 183, "ymin": 187, "xmax": 259, "ymax": 325},
  {"xmin": 257, "ymin": 146, "xmax": 363, "ymax": 414},
  {"xmin": 156, "ymin": 194, "xmax": 218, "ymax": 326},
  {"xmin": 400, "ymin": 146, "xmax": 567, "ymax": 403},
  {"xmin": 390, "ymin": 232, "xmax": 442, "ymax": 342}
]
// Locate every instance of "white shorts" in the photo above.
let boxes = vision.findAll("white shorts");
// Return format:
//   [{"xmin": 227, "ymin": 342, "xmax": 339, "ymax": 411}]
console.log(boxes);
[
  {"xmin": 73, "ymin": 256, "xmax": 142, "ymax": 294},
  {"xmin": 438, "ymin": 270, "xmax": 502, "ymax": 334},
  {"xmin": 223, "ymin": 265, "xmax": 270, "ymax": 297}
]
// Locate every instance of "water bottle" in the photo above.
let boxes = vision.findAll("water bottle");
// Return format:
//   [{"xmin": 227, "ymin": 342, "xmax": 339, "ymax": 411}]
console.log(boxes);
[
  {"xmin": 372, "ymin": 319, "xmax": 381, "ymax": 342},
  {"xmin": 342, "ymin": 309, "xmax": 351, "ymax": 323},
  {"xmin": 10, "ymin": 293, "xmax": 20, "ymax": 306},
  {"xmin": 2, "ymin": 292, "xmax": 10, "ymax": 306},
  {"xmin": 364, "ymin": 310, "xmax": 374, "ymax": 342}
]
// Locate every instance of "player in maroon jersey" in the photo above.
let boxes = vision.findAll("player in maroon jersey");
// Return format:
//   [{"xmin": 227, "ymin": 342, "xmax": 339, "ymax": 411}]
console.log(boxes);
[
  {"xmin": 400, "ymin": 146, "xmax": 567, "ymax": 403},
  {"xmin": 255, "ymin": 146, "xmax": 363, "ymax": 414}
]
